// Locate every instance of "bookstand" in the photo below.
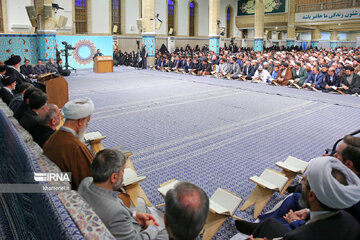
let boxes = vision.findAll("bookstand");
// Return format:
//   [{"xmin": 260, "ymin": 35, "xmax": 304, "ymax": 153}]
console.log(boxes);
[{"xmin": 240, "ymin": 169, "xmax": 288, "ymax": 219}]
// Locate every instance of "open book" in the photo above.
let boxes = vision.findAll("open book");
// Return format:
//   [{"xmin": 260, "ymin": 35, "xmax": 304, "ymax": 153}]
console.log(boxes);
[
  {"xmin": 158, "ymin": 180, "xmax": 242, "ymax": 216},
  {"xmin": 83, "ymin": 131, "xmax": 105, "ymax": 143},
  {"xmin": 158, "ymin": 179, "xmax": 180, "ymax": 196},
  {"xmin": 122, "ymin": 168, "xmax": 146, "ymax": 186},
  {"xmin": 209, "ymin": 188, "xmax": 242, "ymax": 216},
  {"xmin": 249, "ymin": 169, "xmax": 288, "ymax": 192},
  {"xmin": 276, "ymin": 156, "xmax": 308, "ymax": 174}
]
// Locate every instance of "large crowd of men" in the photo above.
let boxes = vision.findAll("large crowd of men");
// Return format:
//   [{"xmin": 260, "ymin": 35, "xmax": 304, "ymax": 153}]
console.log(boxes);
[
  {"xmin": 1, "ymin": 45, "xmax": 360, "ymax": 240},
  {"xmin": 149, "ymin": 45, "xmax": 360, "ymax": 95}
]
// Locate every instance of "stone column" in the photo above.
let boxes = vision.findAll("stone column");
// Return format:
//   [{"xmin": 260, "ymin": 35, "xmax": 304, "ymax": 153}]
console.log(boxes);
[
  {"xmin": 286, "ymin": 0, "xmax": 296, "ymax": 47},
  {"xmin": 254, "ymin": 0, "xmax": 264, "ymax": 52},
  {"xmin": 209, "ymin": 0, "xmax": 220, "ymax": 55},
  {"xmin": 330, "ymin": 31, "xmax": 338, "ymax": 49},
  {"xmin": 311, "ymin": 28, "xmax": 320, "ymax": 48},
  {"xmin": 36, "ymin": 0, "xmax": 56, "ymax": 61},
  {"xmin": 142, "ymin": 0, "xmax": 156, "ymax": 66}
]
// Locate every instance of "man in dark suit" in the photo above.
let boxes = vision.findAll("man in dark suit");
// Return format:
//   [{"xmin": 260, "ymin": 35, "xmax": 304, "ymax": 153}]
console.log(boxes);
[
  {"xmin": 242, "ymin": 61, "xmax": 255, "ymax": 80},
  {"xmin": 20, "ymin": 59, "xmax": 35, "ymax": 80},
  {"xmin": 238, "ymin": 157, "xmax": 360, "ymax": 240},
  {"xmin": 34, "ymin": 60, "xmax": 47, "ymax": 76},
  {"xmin": 340, "ymin": 66, "xmax": 360, "ymax": 94},
  {"xmin": 78, "ymin": 149, "xmax": 168, "ymax": 239},
  {"xmin": 317, "ymin": 67, "xmax": 340, "ymax": 91},
  {"xmin": 20, "ymin": 90, "xmax": 48, "ymax": 136},
  {"xmin": 5, "ymin": 55, "xmax": 30, "ymax": 91},
  {"xmin": 93, "ymin": 49, "xmax": 103, "ymax": 60},
  {"xmin": 198, "ymin": 59, "xmax": 211, "ymax": 76},
  {"xmin": 303, "ymin": 66, "xmax": 324, "ymax": 88},
  {"xmin": 0, "ymin": 75, "xmax": 16, "ymax": 105},
  {"xmin": 0, "ymin": 65, "xmax": 6, "ymax": 88},
  {"xmin": 33, "ymin": 104, "xmax": 60, "ymax": 148},
  {"xmin": 184, "ymin": 57, "xmax": 194, "ymax": 73},
  {"xmin": 140, "ymin": 43, "xmax": 147, "ymax": 69},
  {"xmin": 56, "ymin": 59, "xmax": 71, "ymax": 76},
  {"xmin": 192, "ymin": 58, "xmax": 202, "ymax": 75}
]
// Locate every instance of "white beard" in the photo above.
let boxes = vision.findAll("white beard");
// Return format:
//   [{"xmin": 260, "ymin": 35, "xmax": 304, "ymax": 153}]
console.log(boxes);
[{"xmin": 78, "ymin": 125, "xmax": 87, "ymax": 143}]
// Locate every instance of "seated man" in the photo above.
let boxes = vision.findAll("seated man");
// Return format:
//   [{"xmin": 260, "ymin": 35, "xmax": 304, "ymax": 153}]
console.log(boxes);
[
  {"xmin": 43, "ymin": 97, "xmax": 94, "ymax": 190},
  {"xmin": 302, "ymin": 66, "xmax": 324, "ymax": 89},
  {"xmin": 239, "ymin": 156, "xmax": 360, "ymax": 240},
  {"xmin": 20, "ymin": 59, "xmax": 35, "ymax": 80},
  {"xmin": 192, "ymin": 58, "xmax": 202, "ymax": 75},
  {"xmin": 217, "ymin": 58, "xmax": 231, "ymax": 78},
  {"xmin": 33, "ymin": 104, "xmax": 61, "ymax": 148},
  {"xmin": 46, "ymin": 58, "xmax": 60, "ymax": 74},
  {"xmin": 271, "ymin": 66, "xmax": 280, "ymax": 80},
  {"xmin": 253, "ymin": 66, "xmax": 271, "ymax": 83},
  {"xmin": 9, "ymin": 82, "xmax": 32, "ymax": 113},
  {"xmin": 57, "ymin": 59, "xmax": 71, "ymax": 76},
  {"xmin": 34, "ymin": 60, "xmax": 47, "ymax": 76},
  {"xmin": 228, "ymin": 57, "xmax": 241, "ymax": 80},
  {"xmin": 242, "ymin": 61, "xmax": 255, "ymax": 80},
  {"xmin": 78, "ymin": 149, "xmax": 168, "ymax": 240},
  {"xmin": 0, "ymin": 75, "xmax": 16, "ymax": 105},
  {"xmin": 274, "ymin": 63, "xmax": 293, "ymax": 86},
  {"xmin": 340, "ymin": 66, "xmax": 360, "ymax": 94},
  {"xmin": 198, "ymin": 59, "xmax": 211, "ymax": 76},
  {"xmin": 20, "ymin": 90, "xmax": 48, "ymax": 136},
  {"xmin": 5, "ymin": 55, "xmax": 30, "ymax": 90},
  {"xmin": 165, "ymin": 182, "xmax": 209, "ymax": 240},
  {"xmin": 14, "ymin": 87, "xmax": 39, "ymax": 121},
  {"xmin": 292, "ymin": 62, "xmax": 308, "ymax": 86},
  {"xmin": 317, "ymin": 67, "xmax": 340, "ymax": 91}
]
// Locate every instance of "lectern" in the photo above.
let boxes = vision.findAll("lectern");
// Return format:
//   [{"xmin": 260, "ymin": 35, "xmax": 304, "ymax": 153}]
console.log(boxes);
[
  {"xmin": 38, "ymin": 73, "xmax": 69, "ymax": 108},
  {"xmin": 93, "ymin": 56, "xmax": 113, "ymax": 73}
]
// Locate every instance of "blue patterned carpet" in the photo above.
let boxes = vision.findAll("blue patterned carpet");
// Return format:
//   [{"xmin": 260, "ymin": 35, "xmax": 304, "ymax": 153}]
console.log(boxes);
[{"xmin": 67, "ymin": 67, "xmax": 360, "ymax": 239}]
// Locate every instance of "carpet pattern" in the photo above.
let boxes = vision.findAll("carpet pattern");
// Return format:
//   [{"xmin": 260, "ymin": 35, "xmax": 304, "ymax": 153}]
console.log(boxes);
[{"xmin": 67, "ymin": 67, "xmax": 360, "ymax": 239}]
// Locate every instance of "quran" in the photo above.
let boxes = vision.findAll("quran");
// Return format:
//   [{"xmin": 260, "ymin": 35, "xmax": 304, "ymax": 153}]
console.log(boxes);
[
  {"xmin": 249, "ymin": 169, "xmax": 288, "ymax": 191},
  {"xmin": 276, "ymin": 156, "xmax": 308, "ymax": 174},
  {"xmin": 122, "ymin": 168, "xmax": 146, "ymax": 186}
]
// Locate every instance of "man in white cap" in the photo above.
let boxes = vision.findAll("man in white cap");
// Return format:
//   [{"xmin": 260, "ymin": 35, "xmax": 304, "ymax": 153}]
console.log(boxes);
[
  {"xmin": 43, "ymin": 97, "xmax": 95, "ymax": 190},
  {"xmin": 245, "ymin": 156, "xmax": 360, "ymax": 240}
]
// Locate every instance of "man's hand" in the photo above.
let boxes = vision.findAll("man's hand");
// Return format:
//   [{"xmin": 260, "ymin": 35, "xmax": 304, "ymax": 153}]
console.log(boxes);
[
  {"xmin": 283, "ymin": 209, "xmax": 304, "ymax": 224},
  {"xmin": 135, "ymin": 212, "xmax": 159, "ymax": 228},
  {"xmin": 343, "ymin": 85, "xmax": 349, "ymax": 90},
  {"xmin": 325, "ymin": 85, "xmax": 330, "ymax": 90},
  {"xmin": 294, "ymin": 209, "xmax": 308, "ymax": 220},
  {"xmin": 249, "ymin": 235, "xmax": 268, "ymax": 240}
]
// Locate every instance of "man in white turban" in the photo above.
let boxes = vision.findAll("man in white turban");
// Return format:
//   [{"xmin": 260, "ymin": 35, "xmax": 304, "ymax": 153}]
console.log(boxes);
[
  {"xmin": 43, "ymin": 97, "xmax": 95, "ymax": 190},
  {"xmin": 246, "ymin": 156, "xmax": 360, "ymax": 240}
]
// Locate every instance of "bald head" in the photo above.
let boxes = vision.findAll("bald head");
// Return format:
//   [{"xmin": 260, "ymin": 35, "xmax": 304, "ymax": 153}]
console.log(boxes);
[{"xmin": 165, "ymin": 182, "xmax": 209, "ymax": 240}]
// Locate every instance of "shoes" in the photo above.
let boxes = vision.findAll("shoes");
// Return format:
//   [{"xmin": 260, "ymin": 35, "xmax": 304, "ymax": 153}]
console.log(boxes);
[{"xmin": 235, "ymin": 220, "xmax": 259, "ymax": 235}]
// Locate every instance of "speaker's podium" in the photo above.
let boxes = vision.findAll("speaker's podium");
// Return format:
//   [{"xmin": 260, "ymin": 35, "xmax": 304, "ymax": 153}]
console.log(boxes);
[
  {"xmin": 38, "ymin": 73, "xmax": 69, "ymax": 108},
  {"xmin": 93, "ymin": 56, "xmax": 113, "ymax": 73}
]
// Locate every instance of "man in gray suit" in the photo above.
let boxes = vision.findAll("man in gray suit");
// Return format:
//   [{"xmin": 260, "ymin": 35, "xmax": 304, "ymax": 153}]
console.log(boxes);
[
  {"xmin": 228, "ymin": 57, "xmax": 241, "ymax": 80},
  {"xmin": 78, "ymin": 149, "xmax": 168, "ymax": 240}
]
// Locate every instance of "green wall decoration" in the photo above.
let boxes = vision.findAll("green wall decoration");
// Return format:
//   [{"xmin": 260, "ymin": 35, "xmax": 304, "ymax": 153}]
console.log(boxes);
[{"xmin": 237, "ymin": 0, "xmax": 286, "ymax": 16}]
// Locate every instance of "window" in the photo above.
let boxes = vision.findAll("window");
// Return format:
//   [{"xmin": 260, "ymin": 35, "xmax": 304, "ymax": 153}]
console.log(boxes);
[
  {"xmin": 226, "ymin": 7, "xmax": 231, "ymax": 38},
  {"xmin": 75, "ymin": 0, "xmax": 87, "ymax": 34},
  {"xmin": 112, "ymin": 0, "xmax": 121, "ymax": 34},
  {"xmin": 189, "ymin": 1, "xmax": 195, "ymax": 36},
  {"xmin": 0, "ymin": 0, "xmax": 3, "ymax": 33},
  {"xmin": 140, "ymin": 0, "xmax": 142, "ymax": 18},
  {"xmin": 168, "ymin": 0, "xmax": 174, "ymax": 35}
]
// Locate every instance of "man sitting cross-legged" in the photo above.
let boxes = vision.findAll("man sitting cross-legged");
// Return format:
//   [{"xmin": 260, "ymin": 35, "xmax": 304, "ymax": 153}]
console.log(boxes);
[
  {"xmin": 43, "ymin": 97, "xmax": 94, "ymax": 190},
  {"xmin": 78, "ymin": 149, "xmax": 169, "ymax": 240},
  {"xmin": 237, "ymin": 156, "xmax": 360, "ymax": 240}
]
